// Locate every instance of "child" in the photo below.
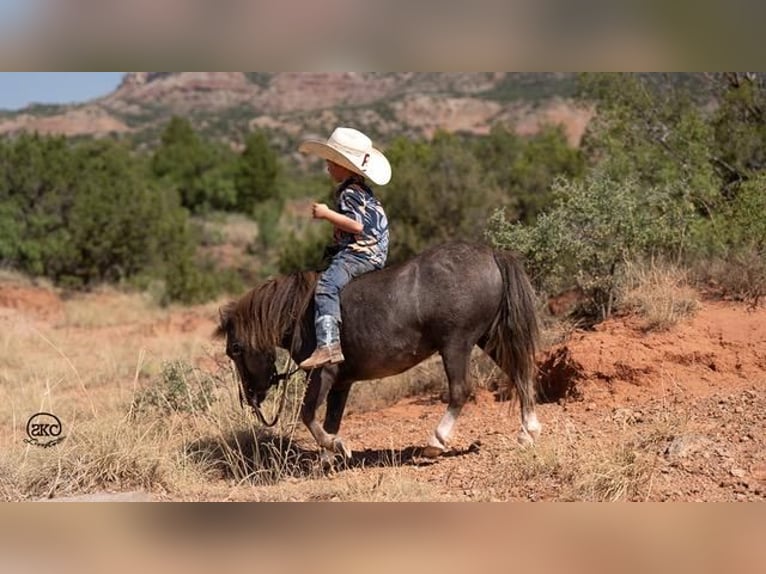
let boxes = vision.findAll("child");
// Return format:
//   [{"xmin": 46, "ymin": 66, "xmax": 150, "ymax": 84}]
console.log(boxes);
[{"xmin": 298, "ymin": 127, "xmax": 391, "ymax": 370}]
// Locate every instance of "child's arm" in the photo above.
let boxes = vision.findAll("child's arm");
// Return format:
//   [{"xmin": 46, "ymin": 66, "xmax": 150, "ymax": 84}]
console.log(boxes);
[{"xmin": 312, "ymin": 203, "xmax": 363, "ymax": 234}]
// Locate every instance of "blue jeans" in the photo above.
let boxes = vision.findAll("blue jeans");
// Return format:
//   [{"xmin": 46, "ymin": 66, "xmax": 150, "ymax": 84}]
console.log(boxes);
[{"xmin": 314, "ymin": 251, "xmax": 378, "ymax": 345}]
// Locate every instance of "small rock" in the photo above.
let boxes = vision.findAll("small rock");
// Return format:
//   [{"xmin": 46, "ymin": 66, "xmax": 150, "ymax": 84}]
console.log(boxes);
[
  {"xmin": 665, "ymin": 435, "xmax": 711, "ymax": 460},
  {"xmin": 752, "ymin": 464, "xmax": 766, "ymax": 483},
  {"xmin": 613, "ymin": 407, "xmax": 636, "ymax": 425},
  {"xmin": 730, "ymin": 468, "xmax": 747, "ymax": 478}
]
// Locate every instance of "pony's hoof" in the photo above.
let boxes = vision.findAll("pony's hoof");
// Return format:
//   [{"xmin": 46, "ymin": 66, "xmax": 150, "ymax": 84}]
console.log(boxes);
[
  {"xmin": 319, "ymin": 449, "xmax": 336, "ymax": 470},
  {"xmin": 332, "ymin": 437, "xmax": 352, "ymax": 460},
  {"xmin": 422, "ymin": 445, "xmax": 445, "ymax": 459},
  {"xmin": 517, "ymin": 429, "xmax": 535, "ymax": 448}
]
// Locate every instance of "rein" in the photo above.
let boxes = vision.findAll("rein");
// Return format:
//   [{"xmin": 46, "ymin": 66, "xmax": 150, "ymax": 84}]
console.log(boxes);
[
  {"xmin": 249, "ymin": 355, "xmax": 303, "ymax": 428},
  {"xmin": 232, "ymin": 276, "xmax": 316, "ymax": 428}
]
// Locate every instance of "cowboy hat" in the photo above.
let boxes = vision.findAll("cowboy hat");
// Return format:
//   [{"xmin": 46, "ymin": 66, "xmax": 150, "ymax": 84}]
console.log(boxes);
[{"xmin": 298, "ymin": 127, "xmax": 391, "ymax": 186}]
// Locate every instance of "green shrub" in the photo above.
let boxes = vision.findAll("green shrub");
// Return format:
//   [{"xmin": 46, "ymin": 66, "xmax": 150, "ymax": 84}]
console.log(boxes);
[
  {"xmin": 691, "ymin": 175, "xmax": 766, "ymax": 304},
  {"xmin": 151, "ymin": 116, "xmax": 239, "ymax": 213},
  {"xmin": 487, "ymin": 174, "xmax": 698, "ymax": 321},
  {"xmin": 384, "ymin": 131, "xmax": 497, "ymax": 264},
  {"xmin": 0, "ymin": 133, "xmax": 240, "ymax": 304},
  {"xmin": 277, "ymin": 227, "xmax": 329, "ymax": 274},
  {"xmin": 236, "ymin": 130, "xmax": 280, "ymax": 215},
  {"xmin": 130, "ymin": 360, "xmax": 216, "ymax": 416}
]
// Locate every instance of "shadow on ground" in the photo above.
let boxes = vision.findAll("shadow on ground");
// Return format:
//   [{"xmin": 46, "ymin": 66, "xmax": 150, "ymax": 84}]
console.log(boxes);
[{"xmin": 186, "ymin": 430, "xmax": 479, "ymax": 484}]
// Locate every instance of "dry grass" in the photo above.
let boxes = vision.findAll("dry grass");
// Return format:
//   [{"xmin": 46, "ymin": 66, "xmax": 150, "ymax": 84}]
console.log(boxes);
[
  {"xmin": 496, "ymin": 401, "xmax": 687, "ymax": 501},
  {"xmin": 695, "ymin": 249, "xmax": 766, "ymax": 308},
  {"xmin": 58, "ymin": 288, "xmax": 169, "ymax": 329},
  {"xmin": 1, "ymin": 359, "xmax": 315, "ymax": 500},
  {"xmin": 0, "ymin": 318, "xmax": 427, "ymax": 501},
  {"xmin": 622, "ymin": 259, "xmax": 699, "ymax": 331},
  {"xmin": 0, "ymin": 272, "xmax": 427, "ymax": 501}
]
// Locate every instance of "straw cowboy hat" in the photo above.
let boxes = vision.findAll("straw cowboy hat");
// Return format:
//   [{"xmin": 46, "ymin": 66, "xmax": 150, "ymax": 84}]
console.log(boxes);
[{"xmin": 299, "ymin": 127, "xmax": 392, "ymax": 186}]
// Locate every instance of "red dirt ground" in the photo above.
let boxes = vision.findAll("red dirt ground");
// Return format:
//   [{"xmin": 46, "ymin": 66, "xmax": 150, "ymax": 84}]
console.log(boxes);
[{"xmin": 330, "ymin": 298, "xmax": 766, "ymax": 501}]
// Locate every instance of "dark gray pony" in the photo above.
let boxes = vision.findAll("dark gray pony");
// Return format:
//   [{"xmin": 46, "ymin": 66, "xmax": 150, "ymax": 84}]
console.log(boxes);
[{"xmin": 216, "ymin": 241, "xmax": 541, "ymax": 460}]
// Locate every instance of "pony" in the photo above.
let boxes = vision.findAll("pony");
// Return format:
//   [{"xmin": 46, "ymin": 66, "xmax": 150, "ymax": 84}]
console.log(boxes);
[{"xmin": 216, "ymin": 241, "xmax": 541, "ymax": 460}]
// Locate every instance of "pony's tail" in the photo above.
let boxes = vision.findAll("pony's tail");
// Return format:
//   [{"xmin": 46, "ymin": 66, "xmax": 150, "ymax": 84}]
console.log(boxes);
[{"xmin": 486, "ymin": 250, "xmax": 540, "ymax": 408}]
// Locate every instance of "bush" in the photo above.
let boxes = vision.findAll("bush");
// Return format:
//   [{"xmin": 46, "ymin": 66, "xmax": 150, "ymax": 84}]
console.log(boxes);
[
  {"xmin": 487, "ymin": 173, "xmax": 698, "ymax": 321},
  {"xmin": 384, "ymin": 131, "xmax": 497, "ymax": 264},
  {"xmin": 277, "ymin": 227, "xmax": 329, "ymax": 274},
  {"xmin": 691, "ymin": 175, "xmax": 766, "ymax": 305},
  {"xmin": 151, "ymin": 116, "xmax": 239, "ymax": 213},
  {"xmin": 130, "ymin": 360, "xmax": 216, "ymax": 416},
  {"xmin": 0, "ymin": 134, "xmax": 240, "ymax": 304},
  {"xmin": 475, "ymin": 124, "xmax": 584, "ymax": 223},
  {"xmin": 622, "ymin": 259, "xmax": 699, "ymax": 331}
]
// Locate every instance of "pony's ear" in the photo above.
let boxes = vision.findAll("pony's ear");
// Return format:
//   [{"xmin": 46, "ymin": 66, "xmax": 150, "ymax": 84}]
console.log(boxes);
[{"xmin": 213, "ymin": 302, "xmax": 235, "ymax": 339}]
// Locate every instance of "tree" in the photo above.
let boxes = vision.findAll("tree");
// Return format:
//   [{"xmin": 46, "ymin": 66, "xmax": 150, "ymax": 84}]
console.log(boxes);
[
  {"xmin": 151, "ymin": 116, "xmax": 238, "ymax": 213},
  {"xmin": 0, "ymin": 133, "xmax": 239, "ymax": 303},
  {"xmin": 709, "ymin": 73, "xmax": 766, "ymax": 196},
  {"xmin": 236, "ymin": 130, "xmax": 280, "ymax": 213},
  {"xmin": 384, "ymin": 131, "xmax": 497, "ymax": 263},
  {"xmin": 475, "ymin": 123, "xmax": 584, "ymax": 223},
  {"xmin": 578, "ymin": 73, "xmax": 720, "ymax": 216}
]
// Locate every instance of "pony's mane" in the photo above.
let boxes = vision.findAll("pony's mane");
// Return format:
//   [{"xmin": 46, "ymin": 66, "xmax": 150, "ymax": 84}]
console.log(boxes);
[{"xmin": 219, "ymin": 271, "xmax": 318, "ymax": 351}]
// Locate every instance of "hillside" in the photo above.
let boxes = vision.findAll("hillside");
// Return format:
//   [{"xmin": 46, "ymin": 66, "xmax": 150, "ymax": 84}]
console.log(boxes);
[{"xmin": 0, "ymin": 72, "xmax": 591, "ymax": 148}]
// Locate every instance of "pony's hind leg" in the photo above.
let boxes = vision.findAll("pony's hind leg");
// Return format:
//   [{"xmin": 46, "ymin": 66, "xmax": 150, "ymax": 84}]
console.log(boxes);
[
  {"xmin": 518, "ymin": 396, "xmax": 542, "ymax": 446},
  {"xmin": 478, "ymin": 338, "xmax": 541, "ymax": 447},
  {"xmin": 423, "ymin": 344, "xmax": 472, "ymax": 458},
  {"xmin": 515, "ymin": 370, "xmax": 542, "ymax": 446}
]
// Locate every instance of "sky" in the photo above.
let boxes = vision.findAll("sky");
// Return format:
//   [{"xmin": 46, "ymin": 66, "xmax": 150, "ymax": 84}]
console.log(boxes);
[{"xmin": 0, "ymin": 72, "xmax": 125, "ymax": 110}]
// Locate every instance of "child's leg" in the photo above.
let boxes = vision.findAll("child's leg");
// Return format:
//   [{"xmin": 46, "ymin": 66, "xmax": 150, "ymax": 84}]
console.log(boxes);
[
  {"xmin": 301, "ymin": 253, "xmax": 375, "ymax": 369},
  {"xmin": 315, "ymin": 252, "xmax": 376, "ymax": 328}
]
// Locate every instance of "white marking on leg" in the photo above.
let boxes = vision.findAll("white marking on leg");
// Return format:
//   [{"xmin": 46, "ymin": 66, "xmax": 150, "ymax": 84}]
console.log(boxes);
[
  {"xmin": 517, "ymin": 429, "xmax": 534, "ymax": 447},
  {"xmin": 518, "ymin": 410, "xmax": 541, "ymax": 446},
  {"xmin": 430, "ymin": 406, "xmax": 462, "ymax": 450},
  {"xmin": 525, "ymin": 411, "xmax": 542, "ymax": 437}
]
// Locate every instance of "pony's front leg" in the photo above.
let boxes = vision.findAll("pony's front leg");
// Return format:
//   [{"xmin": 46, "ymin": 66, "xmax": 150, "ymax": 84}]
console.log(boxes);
[
  {"xmin": 423, "ymin": 405, "xmax": 463, "ymax": 458},
  {"xmin": 301, "ymin": 368, "xmax": 351, "ymax": 459},
  {"xmin": 422, "ymin": 345, "xmax": 470, "ymax": 458}
]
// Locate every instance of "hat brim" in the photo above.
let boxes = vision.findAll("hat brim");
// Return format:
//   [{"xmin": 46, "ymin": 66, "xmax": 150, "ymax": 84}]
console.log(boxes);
[{"xmin": 299, "ymin": 140, "xmax": 391, "ymax": 186}]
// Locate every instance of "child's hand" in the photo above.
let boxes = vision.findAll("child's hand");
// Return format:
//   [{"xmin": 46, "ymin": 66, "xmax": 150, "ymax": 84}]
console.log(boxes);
[{"xmin": 312, "ymin": 203, "xmax": 331, "ymax": 220}]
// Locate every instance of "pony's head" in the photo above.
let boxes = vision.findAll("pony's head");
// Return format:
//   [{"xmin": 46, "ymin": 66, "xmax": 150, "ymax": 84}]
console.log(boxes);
[
  {"xmin": 216, "ymin": 302, "xmax": 278, "ymax": 409},
  {"xmin": 215, "ymin": 272, "xmax": 318, "ymax": 410}
]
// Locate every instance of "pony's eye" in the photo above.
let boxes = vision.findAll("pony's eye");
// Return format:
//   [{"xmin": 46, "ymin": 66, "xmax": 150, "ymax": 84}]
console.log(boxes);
[{"xmin": 229, "ymin": 341, "xmax": 243, "ymax": 357}]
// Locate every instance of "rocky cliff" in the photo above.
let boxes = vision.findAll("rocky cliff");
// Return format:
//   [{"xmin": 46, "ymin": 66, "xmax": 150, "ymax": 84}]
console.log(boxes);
[{"xmin": 0, "ymin": 72, "xmax": 591, "ymax": 146}]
